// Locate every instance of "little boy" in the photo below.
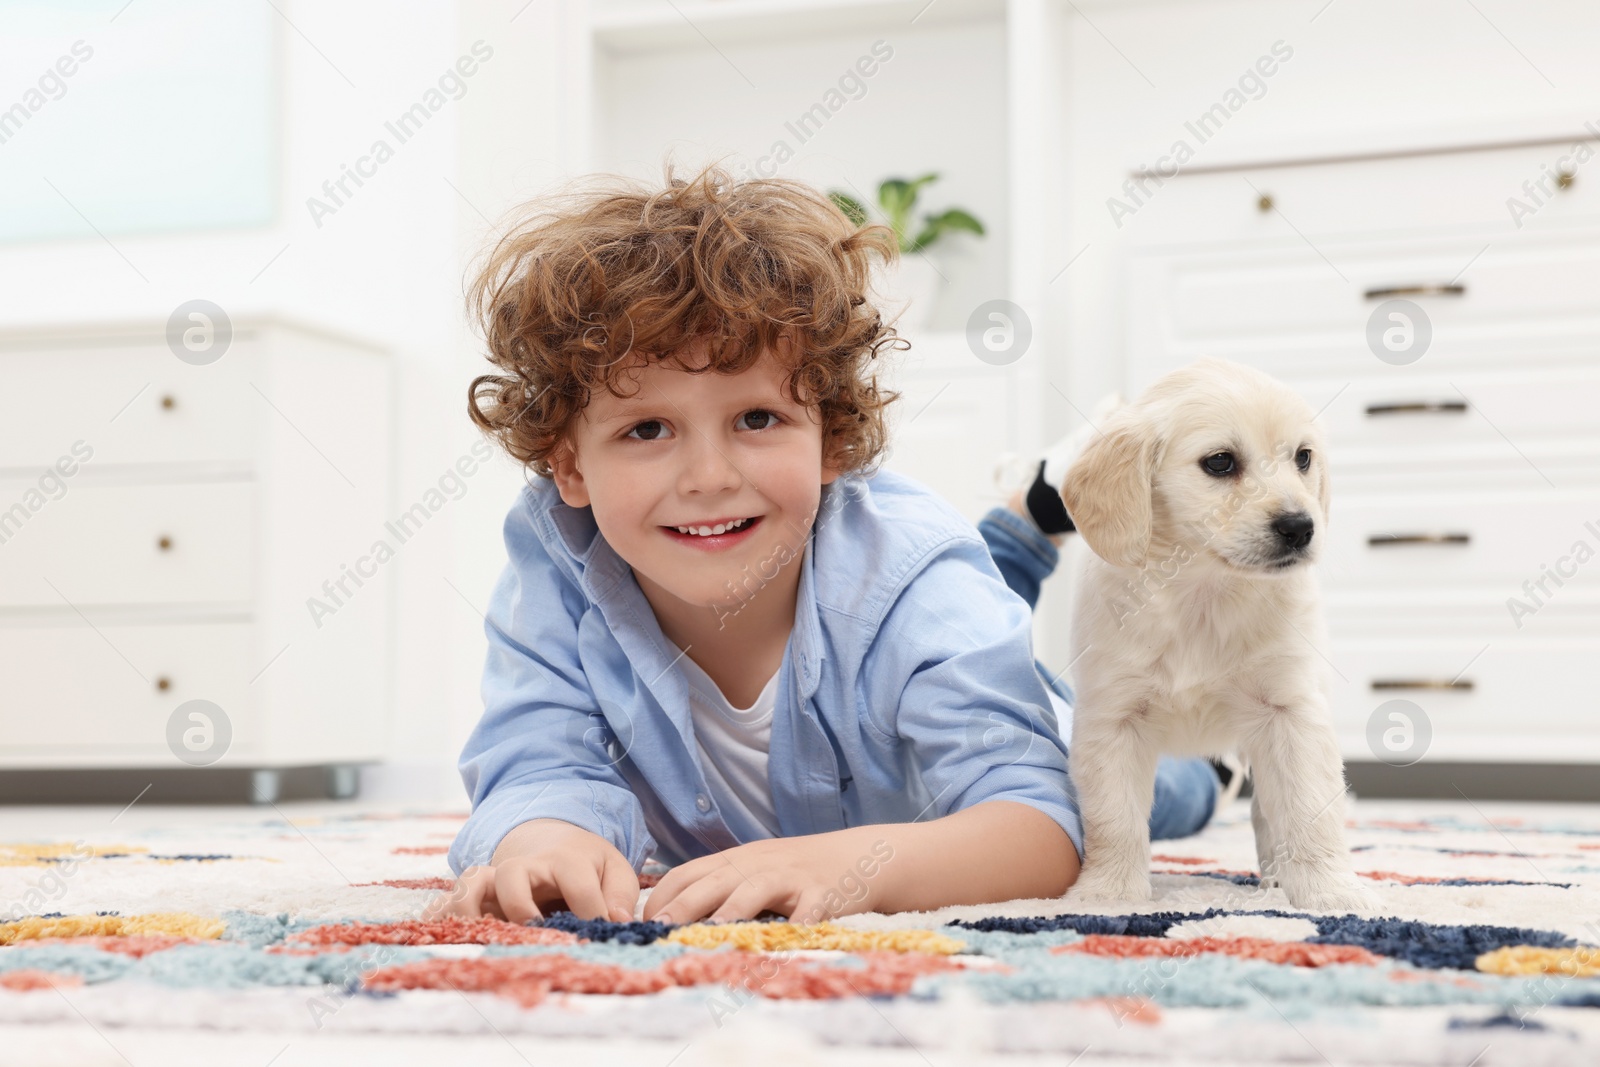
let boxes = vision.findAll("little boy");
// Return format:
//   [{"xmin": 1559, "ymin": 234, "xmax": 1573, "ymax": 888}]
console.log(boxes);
[{"xmin": 439, "ymin": 164, "xmax": 1225, "ymax": 927}]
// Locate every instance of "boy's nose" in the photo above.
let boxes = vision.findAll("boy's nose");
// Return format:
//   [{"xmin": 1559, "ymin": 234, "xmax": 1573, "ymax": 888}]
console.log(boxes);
[{"xmin": 678, "ymin": 431, "xmax": 742, "ymax": 494}]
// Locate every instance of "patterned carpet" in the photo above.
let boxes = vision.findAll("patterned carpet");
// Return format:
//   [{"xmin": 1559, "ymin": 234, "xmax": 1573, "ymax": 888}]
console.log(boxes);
[{"xmin": 1, "ymin": 796, "xmax": 1598, "ymax": 1065}]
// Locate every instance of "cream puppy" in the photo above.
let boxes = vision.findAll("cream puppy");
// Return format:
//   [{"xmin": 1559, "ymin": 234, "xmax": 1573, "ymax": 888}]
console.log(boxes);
[{"xmin": 1060, "ymin": 358, "xmax": 1371, "ymax": 911}]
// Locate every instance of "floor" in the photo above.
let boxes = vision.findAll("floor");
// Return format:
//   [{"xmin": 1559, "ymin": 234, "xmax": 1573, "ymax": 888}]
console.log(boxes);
[{"xmin": 1, "ymin": 795, "xmax": 1597, "ymax": 1065}]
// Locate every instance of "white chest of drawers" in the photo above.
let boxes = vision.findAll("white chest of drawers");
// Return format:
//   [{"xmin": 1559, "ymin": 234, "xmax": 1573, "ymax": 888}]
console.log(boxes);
[
  {"xmin": 1126, "ymin": 139, "xmax": 1600, "ymax": 765},
  {"xmin": 0, "ymin": 318, "xmax": 394, "ymax": 797}
]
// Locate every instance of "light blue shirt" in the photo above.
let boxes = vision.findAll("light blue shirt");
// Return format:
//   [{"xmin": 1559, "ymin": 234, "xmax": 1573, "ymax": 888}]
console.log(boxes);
[{"xmin": 448, "ymin": 468, "xmax": 1084, "ymax": 875}]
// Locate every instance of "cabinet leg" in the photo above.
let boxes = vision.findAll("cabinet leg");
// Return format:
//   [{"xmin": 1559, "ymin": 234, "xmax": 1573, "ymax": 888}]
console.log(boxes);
[
  {"xmin": 250, "ymin": 769, "xmax": 281, "ymax": 805},
  {"xmin": 326, "ymin": 764, "xmax": 359, "ymax": 800}
]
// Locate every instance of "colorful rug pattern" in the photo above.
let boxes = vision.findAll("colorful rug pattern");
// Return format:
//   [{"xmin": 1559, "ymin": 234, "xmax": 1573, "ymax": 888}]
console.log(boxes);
[{"xmin": 2, "ymin": 801, "xmax": 1599, "ymax": 1062}]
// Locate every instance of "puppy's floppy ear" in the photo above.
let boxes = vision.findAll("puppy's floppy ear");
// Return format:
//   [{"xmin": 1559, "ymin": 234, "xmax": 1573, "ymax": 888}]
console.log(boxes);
[{"xmin": 1061, "ymin": 412, "xmax": 1158, "ymax": 568}]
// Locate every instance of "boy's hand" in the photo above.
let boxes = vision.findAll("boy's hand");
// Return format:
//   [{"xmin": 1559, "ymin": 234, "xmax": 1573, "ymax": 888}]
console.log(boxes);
[
  {"xmin": 641, "ymin": 828, "xmax": 888, "ymax": 925},
  {"xmin": 427, "ymin": 819, "xmax": 639, "ymax": 925}
]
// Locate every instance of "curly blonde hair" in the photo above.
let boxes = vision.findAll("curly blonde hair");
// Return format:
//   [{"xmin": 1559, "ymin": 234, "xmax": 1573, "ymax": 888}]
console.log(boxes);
[{"xmin": 465, "ymin": 160, "xmax": 905, "ymax": 479}]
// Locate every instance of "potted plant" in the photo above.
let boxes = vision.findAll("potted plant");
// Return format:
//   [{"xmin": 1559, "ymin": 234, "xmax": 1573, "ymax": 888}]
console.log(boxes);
[{"xmin": 829, "ymin": 174, "xmax": 984, "ymax": 331}]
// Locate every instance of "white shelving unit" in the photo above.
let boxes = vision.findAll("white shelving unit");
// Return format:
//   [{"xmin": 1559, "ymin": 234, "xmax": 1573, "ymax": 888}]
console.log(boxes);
[
  {"xmin": 0, "ymin": 319, "xmax": 395, "ymax": 799},
  {"xmin": 1125, "ymin": 140, "xmax": 1600, "ymax": 765}
]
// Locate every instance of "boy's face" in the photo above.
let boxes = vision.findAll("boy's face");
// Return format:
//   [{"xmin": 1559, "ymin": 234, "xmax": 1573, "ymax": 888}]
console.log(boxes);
[{"xmin": 550, "ymin": 343, "xmax": 840, "ymax": 616}]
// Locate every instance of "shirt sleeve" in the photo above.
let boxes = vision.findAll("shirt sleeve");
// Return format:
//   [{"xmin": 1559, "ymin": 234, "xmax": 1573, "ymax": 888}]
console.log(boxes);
[
  {"xmin": 448, "ymin": 494, "xmax": 657, "ymax": 875},
  {"xmin": 869, "ymin": 536, "xmax": 1085, "ymax": 862}
]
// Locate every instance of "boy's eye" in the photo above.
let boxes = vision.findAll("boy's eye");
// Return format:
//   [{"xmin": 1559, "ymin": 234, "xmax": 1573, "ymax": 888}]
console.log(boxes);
[
  {"xmin": 626, "ymin": 419, "xmax": 670, "ymax": 441},
  {"xmin": 740, "ymin": 409, "xmax": 778, "ymax": 431}
]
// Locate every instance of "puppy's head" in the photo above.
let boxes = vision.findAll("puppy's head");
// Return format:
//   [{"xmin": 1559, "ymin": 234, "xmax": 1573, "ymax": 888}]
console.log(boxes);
[{"xmin": 1061, "ymin": 358, "xmax": 1329, "ymax": 574}]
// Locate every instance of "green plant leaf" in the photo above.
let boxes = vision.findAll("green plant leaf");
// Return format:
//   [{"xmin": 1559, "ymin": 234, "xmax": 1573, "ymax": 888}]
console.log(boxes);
[
  {"xmin": 929, "ymin": 207, "xmax": 984, "ymax": 236},
  {"xmin": 828, "ymin": 191, "xmax": 869, "ymax": 227},
  {"xmin": 877, "ymin": 179, "xmax": 914, "ymax": 219},
  {"xmin": 877, "ymin": 174, "xmax": 939, "ymax": 214},
  {"xmin": 876, "ymin": 174, "xmax": 939, "ymax": 250},
  {"xmin": 905, "ymin": 207, "xmax": 986, "ymax": 254}
]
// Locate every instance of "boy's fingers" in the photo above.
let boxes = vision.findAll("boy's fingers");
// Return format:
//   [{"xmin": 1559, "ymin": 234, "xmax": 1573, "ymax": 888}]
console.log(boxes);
[
  {"xmin": 598, "ymin": 852, "xmax": 641, "ymax": 923},
  {"xmin": 551, "ymin": 861, "xmax": 611, "ymax": 923},
  {"xmin": 493, "ymin": 865, "xmax": 543, "ymax": 925},
  {"xmin": 433, "ymin": 867, "xmax": 491, "ymax": 919},
  {"xmin": 708, "ymin": 879, "xmax": 782, "ymax": 924},
  {"xmin": 649, "ymin": 867, "xmax": 741, "ymax": 925},
  {"xmin": 788, "ymin": 887, "xmax": 832, "ymax": 925},
  {"xmin": 420, "ymin": 886, "xmax": 453, "ymax": 921},
  {"xmin": 478, "ymin": 876, "xmax": 507, "ymax": 921},
  {"xmin": 640, "ymin": 857, "xmax": 705, "ymax": 921},
  {"xmin": 640, "ymin": 877, "xmax": 680, "ymax": 923}
]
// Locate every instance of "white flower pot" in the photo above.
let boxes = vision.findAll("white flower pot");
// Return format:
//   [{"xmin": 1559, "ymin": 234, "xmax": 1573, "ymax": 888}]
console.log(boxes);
[{"xmin": 871, "ymin": 255, "xmax": 944, "ymax": 333}]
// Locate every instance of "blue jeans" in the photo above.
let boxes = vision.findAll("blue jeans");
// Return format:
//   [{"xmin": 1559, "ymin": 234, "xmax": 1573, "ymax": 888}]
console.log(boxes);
[{"xmin": 977, "ymin": 507, "xmax": 1220, "ymax": 841}]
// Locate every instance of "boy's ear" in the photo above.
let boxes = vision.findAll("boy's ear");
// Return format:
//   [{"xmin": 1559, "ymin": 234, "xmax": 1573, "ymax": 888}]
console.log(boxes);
[
  {"xmin": 548, "ymin": 443, "xmax": 590, "ymax": 507},
  {"xmin": 819, "ymin": 436, "xmax": 846, "ymax": 486}
]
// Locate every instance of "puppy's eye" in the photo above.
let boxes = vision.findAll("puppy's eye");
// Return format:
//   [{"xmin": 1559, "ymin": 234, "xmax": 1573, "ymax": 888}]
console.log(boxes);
[
  {"xmin": 1295, "ymin": 448, "xmax": 1312, "ymax": 472},
  {"xmin": 1201, "ymin": 452, "xmax": 1235, "ymax": 476}
]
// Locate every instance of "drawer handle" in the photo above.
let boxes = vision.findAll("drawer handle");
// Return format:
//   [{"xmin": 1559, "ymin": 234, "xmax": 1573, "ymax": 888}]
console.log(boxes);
[
  {"xmin": 1365, "ymin": 400, "xmax": 1468, "ymax": 416},
  {"xmin": 1371, "ymin": 678, "xmax": 1474, "ymax": 691},
  {"xmin": 156, "ymin": 676, "xmax": 173, "ymax": 691},
  {"xmin": 1367, "ymin": 532, "xmax": 1471, "ymax": 547},
  {"xmin": 157, "ymin": 535, "xmax": 174, "ymax": 551},
  {"xmin": 1362, "ymin": 284, "xmax": 1466, "ymax": 300},
  {"xmin": 160, "ymin": 394, "xmax": 177, "ymax": 410}
]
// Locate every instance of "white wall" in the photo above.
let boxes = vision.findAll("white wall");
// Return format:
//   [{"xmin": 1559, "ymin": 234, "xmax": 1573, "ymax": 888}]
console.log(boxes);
[
  {"xmin": 0, "ymin": 0, "xmax": 567, "ymax": 801},
  {"xmin": 15, "ymin": 0, "xmax": 1590, "ymax": 795},
  {"xmin": 422, "ymin": 0, "xmax": 596, "ymax": 801}
]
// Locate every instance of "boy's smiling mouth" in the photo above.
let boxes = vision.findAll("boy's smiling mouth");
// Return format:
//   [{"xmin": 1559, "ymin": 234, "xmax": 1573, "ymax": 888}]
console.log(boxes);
[{"xmin": 661, "ymin": 514, "xmax": 762, "ymax": 548}]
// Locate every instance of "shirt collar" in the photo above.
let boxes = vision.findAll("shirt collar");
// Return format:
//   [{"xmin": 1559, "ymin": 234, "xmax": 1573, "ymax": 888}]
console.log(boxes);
[{"xmin": 790, "ymin": 528, "xmax": 823, "ymax": 697}]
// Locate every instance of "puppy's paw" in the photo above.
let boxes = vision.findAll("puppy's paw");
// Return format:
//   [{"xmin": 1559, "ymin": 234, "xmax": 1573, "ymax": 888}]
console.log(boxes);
[
  {"xmin": 1068, "ymin": 864, "xmax": 1153, "ymax": 904},
  {"xmin": 1279, "ymin": 869, "xmax": 1376, "ymax": 913}
]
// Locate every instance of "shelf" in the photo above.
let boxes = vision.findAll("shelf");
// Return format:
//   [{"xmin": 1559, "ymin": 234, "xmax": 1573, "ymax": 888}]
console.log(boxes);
[{"xmin": 592, "ymin": 0, "xmax": 1004, "ymax": 52}]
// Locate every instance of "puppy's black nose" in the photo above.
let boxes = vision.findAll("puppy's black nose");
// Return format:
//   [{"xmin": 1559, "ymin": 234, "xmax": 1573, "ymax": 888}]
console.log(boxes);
[{"xmin": 1272, "ymin": 512, "xmax": 1315, "ymax": 550}]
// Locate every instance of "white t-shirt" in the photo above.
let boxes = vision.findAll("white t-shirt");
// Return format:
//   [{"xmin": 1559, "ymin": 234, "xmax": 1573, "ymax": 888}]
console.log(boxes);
[
  {"xmin": 1046, "ymin": 686, "xmax": 1075, "ymax": 739},
  {"xmin": 677, "ymin": 649, "xmax": 1077, "ymax": 843},
  {"xmin": 678, "ymin": 653, "xmax": 783, "ymax": 840}
]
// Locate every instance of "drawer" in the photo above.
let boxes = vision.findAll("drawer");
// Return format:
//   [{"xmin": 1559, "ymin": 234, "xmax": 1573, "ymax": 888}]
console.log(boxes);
[
  {"xmin": 1320, "ymin": 490, "xmax": 1599, "ymax": 589},
  {"xmin": 0, "ymin": 341, "xmax": 257, "ymax": 469},
  {"xmin": 0, "ymin": 480, "xmax": 254, "ymax": 608},
  {"xmin": 1131, "ymin": 137, "xmax": 1600, "ymax": 247},
  {"xmin": 1328, "ymin": 635, "xmax": 1598, "ymax": 760},
  {"xmin": 1129, "ymin": 229, "xmax": 1600, "ymax": 384},
  {"xmin": 0, "ymin": 619, "xmax": 255, "ymax": 759},
  {"xmin": 1310, "ymin": 368, "xmax": 1600, "ymax": 453}
]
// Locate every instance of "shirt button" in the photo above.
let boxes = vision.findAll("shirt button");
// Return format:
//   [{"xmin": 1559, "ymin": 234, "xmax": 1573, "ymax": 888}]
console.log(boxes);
[{"xmin": 695, "ymin": 793, "xmax": 711, "ymax": 812}]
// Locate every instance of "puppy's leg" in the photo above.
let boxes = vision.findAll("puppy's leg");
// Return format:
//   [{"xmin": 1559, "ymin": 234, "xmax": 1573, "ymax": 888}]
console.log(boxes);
[
  {"xmin": 1244, "ymin": 706, "xmax": 1373, "ymax": 912},
  {"xmin": 1250, "ymin": 791, "xmax": 1283, "ymax": 889},
  {"xmin": 1067, "ymin": 702, "xmax": 1159, "ymax": 903}
]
